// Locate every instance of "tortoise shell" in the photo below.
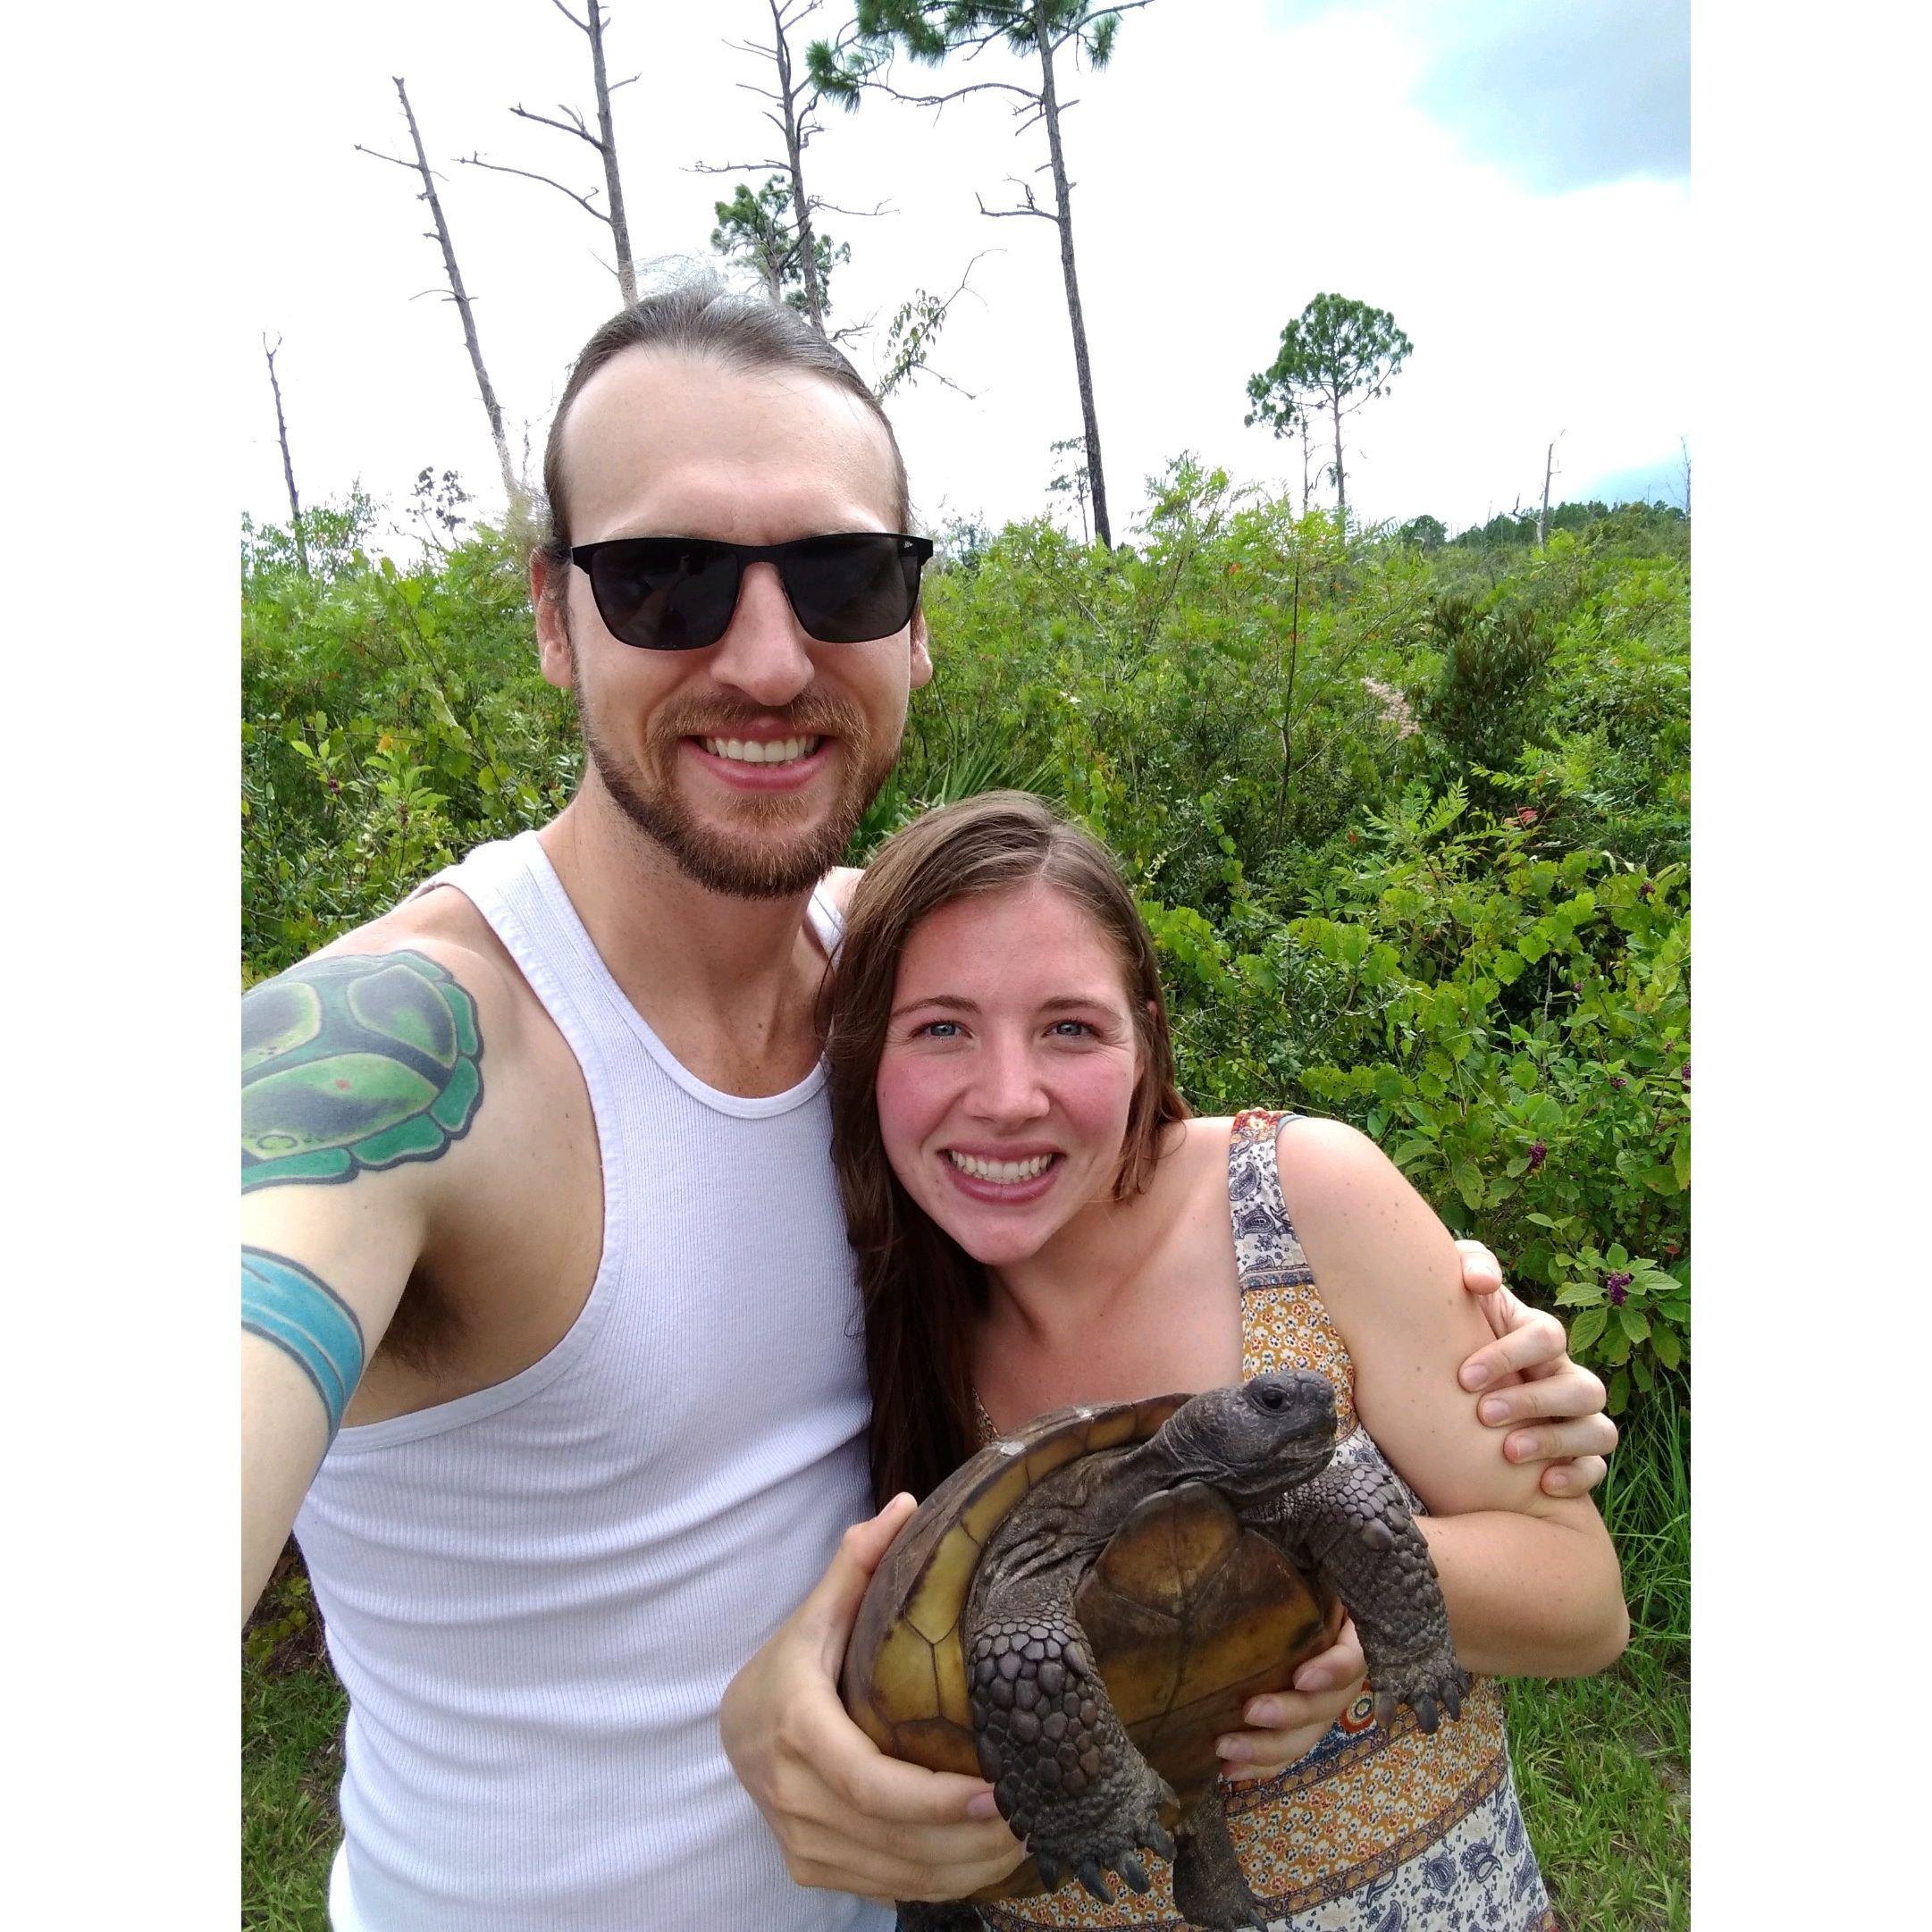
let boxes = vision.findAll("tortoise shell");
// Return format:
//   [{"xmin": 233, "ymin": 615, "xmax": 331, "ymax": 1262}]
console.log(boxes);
[{"xmin": 842, "ymin": 1393, "xmax": 1336, "ymax": 1904}]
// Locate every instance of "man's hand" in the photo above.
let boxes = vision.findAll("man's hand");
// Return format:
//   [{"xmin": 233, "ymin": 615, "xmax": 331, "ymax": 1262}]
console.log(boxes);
[
  {"xmin": 1453, "ymin": 1239, "xmax": 1617, "ymax": 1497},
  {"xmin": 720, "ymin": 1495, "xmax": 1028, "ymax": 1904},
  {"xmin": 1215, "ymin": 1617, "xmax": 1366, "ymax": 1780}
]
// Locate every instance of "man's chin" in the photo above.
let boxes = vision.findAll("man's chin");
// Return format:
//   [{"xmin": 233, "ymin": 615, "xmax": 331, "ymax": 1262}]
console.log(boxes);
[
  {"xmin": 664, "ymin": 826, "xmax": 851, "ymax": 899},
  {"xmin": 602, "ymin": 769, "xmax": 866, "ymax": 897}
]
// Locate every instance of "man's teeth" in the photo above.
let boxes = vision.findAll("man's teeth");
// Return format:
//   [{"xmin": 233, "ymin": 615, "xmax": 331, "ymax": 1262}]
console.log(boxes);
[
  {"xmin": 948, "ymin": 1151, "xmax": 1054, "ymax": 1183},
  {"xmin": 702, "ymin": 735, "xmax": 821, "ymax": 764}
]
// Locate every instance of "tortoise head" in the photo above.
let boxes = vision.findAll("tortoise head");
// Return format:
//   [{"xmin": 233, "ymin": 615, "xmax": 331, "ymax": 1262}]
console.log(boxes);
[{"xmin": 1155, "ymin": 1373, "xmax": 1338, "ymax": 1502}]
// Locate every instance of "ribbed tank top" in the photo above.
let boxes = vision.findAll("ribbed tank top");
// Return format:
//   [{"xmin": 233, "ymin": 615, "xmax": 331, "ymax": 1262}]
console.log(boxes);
[{"xmin": 294, "ymin": 830, "xmax": 890, "ymax": 1932}]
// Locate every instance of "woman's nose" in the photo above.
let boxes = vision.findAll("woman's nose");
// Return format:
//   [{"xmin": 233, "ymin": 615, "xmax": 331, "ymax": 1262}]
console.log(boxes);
[{"xmin": 965, "ymin": 1039, "xmax": 1048, "ymax": 1121}]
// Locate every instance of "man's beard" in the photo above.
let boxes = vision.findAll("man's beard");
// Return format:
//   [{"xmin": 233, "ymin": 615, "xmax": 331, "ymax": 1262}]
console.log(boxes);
[{"xmin": 572, "ymin": 664, "xmax": 895, "ymax": 899}]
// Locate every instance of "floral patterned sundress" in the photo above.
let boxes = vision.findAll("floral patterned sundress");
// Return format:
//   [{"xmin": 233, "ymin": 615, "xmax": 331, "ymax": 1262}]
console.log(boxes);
[{"xmin": 970, "ymin": 1111, "xmax": 1558, "ymax": 1932}]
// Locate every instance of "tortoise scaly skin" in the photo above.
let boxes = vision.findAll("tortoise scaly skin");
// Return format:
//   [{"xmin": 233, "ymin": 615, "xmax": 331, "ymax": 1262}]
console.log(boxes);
[{"xmin": 844, "ymin": 1373, "xmax": 1468, "ymax": 1932}]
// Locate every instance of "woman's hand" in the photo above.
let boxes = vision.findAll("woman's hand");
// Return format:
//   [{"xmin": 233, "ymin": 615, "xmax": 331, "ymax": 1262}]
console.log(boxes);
[
  {"xmin": 718, "ymin": 1494, "xmax": 1028, "ymax": 1904},
  {"xmin": 1214, "ymin": 1618, "xmax": 1366, "ymax": 1781},
  {"xmin": 1453, "ymin": 1238, "xmax": 1617, "ymax": 1497}
]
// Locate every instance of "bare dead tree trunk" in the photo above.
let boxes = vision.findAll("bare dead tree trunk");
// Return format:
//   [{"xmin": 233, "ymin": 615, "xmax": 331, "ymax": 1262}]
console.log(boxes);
[
  {"xmin": 580, "ymin": 2, "xmax": 637, "ymax": 304},
  {"xmin": 463, "ymin": 5, "xmax": 639, "ymax": 307},
  {"xmin": 1034, "ymin": 8, "xmax": 1111, "ymax": 550},
  {"xmin": 770, "ymin": 3, "xmax": 824, "ymax": 332},
  {"xmin": 1539, "ymin": 440, "xmax": 1555, "ymax": 550},
  {"xmin": 1679, "ymin": 435, "xmax": 1692, "ymax": 519},
  {"xmin": 262, "ymin": 335, "xmax": 308, "ymax": 577},
  {"xmin": 361, "ymin": 78, "xmax": 523, "ymax": 512}
]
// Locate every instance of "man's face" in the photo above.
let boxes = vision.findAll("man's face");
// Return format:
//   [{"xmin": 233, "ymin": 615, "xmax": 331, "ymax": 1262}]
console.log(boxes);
[{"xmin": 534, "ymin": 349, "xmax": 932, "ymax": 898}]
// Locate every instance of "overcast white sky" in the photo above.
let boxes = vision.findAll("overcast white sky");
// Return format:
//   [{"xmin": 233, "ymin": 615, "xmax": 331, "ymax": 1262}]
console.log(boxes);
[{"xmin": 244, "ymin": 0, "xmax": 1690, "ymax": 548}]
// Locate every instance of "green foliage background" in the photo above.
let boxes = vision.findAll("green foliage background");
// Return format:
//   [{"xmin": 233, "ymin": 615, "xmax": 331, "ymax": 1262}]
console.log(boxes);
[
  {"xmin": 243, "ymin": 469, "xmax": 1689, "ymax": 1411},
  {"xmin": 242, "ymin": 475, "xmax": 1689, "ymax": 1928}
]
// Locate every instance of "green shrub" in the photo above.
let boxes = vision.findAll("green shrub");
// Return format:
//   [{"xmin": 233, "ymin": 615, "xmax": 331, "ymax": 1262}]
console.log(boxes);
[{"xmin": 241, "ymin": 477, "xmax": 1690, "ymax": 1417}]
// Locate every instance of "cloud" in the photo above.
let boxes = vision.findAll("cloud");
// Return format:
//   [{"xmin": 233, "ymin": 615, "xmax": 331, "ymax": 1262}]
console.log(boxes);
[{"xmin": 1408, "ymin": 0, "xmax": 1689, "ymax": 195}]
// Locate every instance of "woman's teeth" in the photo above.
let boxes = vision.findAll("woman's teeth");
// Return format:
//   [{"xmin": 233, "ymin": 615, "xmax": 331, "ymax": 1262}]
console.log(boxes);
[
  {"xmin": 948, "ymin": 1151, "xmax": 1054, "ymax": 1183},
  {"xmin": 702, "ymin": 735, "xmax": 820, "ymax": 764}
]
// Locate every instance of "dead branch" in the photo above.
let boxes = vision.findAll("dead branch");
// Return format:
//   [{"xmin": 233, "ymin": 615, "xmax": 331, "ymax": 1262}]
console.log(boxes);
[
  {"xmin": 509, "ymin": 101, "xmax": 599, "ymax": 147},
  {"xmin": 261, "ymin": 333, "xmax": 308, "ymax": 576},
  {"xmin": 460, "ymin": 153, "xmax": 604, "ymax": 222},
  {"xmin": 360, "ymin": 77, "xmax": 524, "ymax": 512},
  {"xmin": 977, "ymin": 181, "xmax": 1057, "ymax": 222}
]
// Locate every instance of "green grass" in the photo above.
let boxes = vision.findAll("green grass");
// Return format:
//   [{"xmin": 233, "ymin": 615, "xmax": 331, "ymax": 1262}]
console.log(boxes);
[
  {"xmin": 240, "ymin": 1398, "xmax": 1689, "ymax": 1929},
  {"xmin": 242, "ymin": 1567, "xmax": 345, "ymax": 1932},
  {"xmin": 1505, "ymin": 1390, "xmax": 1691, "ymax": 1932}
]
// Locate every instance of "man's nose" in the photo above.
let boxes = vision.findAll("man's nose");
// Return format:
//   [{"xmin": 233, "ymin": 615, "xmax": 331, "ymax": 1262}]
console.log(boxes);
[{"xmin": 705, "ymin": 561, "xmax": 814, "ymax": 707}]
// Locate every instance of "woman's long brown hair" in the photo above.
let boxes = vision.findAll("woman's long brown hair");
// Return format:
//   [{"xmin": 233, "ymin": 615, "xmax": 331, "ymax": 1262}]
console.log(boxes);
[{"xmin": 823, "ymin": 792, "xmax": 1190, "ymax": 1507}]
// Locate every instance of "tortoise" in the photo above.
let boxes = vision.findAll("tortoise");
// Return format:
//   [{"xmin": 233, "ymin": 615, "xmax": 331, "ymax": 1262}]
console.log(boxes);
[
  {"xmin": 242, "ymin": 950, "xmax": 483, "ymax": 1191},
  {"xmin": 842, "ymin": 1372, "xmax": 1468, "ymax": 1931}
]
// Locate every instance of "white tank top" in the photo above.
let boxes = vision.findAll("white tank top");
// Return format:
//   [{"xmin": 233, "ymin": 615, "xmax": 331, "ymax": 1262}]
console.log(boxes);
[{"xmin": 294, "ymin": 831, "xmax": 889, "ymax": 1932}]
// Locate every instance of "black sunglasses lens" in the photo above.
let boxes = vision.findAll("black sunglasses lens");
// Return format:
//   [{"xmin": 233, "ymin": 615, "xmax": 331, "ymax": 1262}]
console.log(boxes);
[
  {"xmin": 783, "ymin": 535, "xmax": 921, "ymax": 643},
  {"xmin": 589, "ymin": 542, "xmax": 741, "ymax": 651}
]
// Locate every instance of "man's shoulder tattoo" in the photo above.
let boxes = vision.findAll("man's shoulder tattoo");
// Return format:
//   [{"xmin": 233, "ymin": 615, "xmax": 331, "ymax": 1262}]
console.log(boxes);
[{"xmin": 241, "ymin": 948, "xmax": 484, "ymax": 1192}]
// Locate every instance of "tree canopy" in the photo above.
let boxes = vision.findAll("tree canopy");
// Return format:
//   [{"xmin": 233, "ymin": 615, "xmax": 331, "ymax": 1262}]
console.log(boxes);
[{"xmin": 1246, "ymin": 292, "xmax": 1413, "ymax": 525}]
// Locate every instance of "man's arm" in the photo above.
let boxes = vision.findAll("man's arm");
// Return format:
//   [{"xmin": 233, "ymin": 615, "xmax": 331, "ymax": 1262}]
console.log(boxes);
[{"xmin": 240, "ymin": 944, "xmax": 489, "ymax": 1619}]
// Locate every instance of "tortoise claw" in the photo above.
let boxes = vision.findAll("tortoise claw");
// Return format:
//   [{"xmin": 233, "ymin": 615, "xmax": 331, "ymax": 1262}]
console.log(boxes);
[
  {"xmin": 1035, "ymin": 1853, "xmax": 1061, "ymax": 1891},
  {"xmin": 1118, "ymin": 1851, "xmax": 1152, "ymax": 1894},
  {"xmin": 1076, "ymin": 1857, "xmax": 1113, "ymax": 1903},
  {"xmin": 1147, "ymin": 1820, "xmax": 1178, "ymax": 1863},
  {"xmin": 1372, "ymin": 1687, "xmax": 1399, "ymax": 1728},
  {"xmin": 1415, "ymin": 1693, "xmax": 1440, "ymax": 1735},
  {"xmin": 1442, "ymin": 1679, "xmax": 1463, "ymax": 1722}
]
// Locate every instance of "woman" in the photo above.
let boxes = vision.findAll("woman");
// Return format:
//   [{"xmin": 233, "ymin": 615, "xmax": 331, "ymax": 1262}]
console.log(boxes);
[{"xmin": 820, "ymin": 792, "xmax": 1628, "ymax": 1931}]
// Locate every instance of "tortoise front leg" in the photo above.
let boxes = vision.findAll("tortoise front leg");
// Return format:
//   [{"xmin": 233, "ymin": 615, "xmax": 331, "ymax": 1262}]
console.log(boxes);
[
  {"xmin": 1274, "ymin": 1432, "xmax": 1469, "ymax": 1733},
  {"xmin": 966, "ymin": 1604, "xmax": 1177, "ymax": 1904}
]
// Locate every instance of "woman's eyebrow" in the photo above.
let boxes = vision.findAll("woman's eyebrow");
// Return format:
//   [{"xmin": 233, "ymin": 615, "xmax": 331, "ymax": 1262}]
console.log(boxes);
[
  {"xmin": 888, "ymin": 992, "xmax": 979, "ymax": 1020},
  {"xmin": 887, "ymin": 992, "xmax": 1119, "ymax": 1021}
]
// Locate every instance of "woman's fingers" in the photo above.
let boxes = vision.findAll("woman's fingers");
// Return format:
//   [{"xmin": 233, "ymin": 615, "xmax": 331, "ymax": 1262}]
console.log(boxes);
[
  {"xmin": 1216, "ymin": 1622, "xmax": 1366, "ymax": 1778},
  {"xmin": 1501, "ymin": 1414, "xmax": 1619, "ymax": 1467},
  {"xmin": 1477, "ymin": 1365, "xmax": 1611, "ymax": 1429},
  {"xmin": 1540, "ymin": 1453, "xmax": 1609, "ymax": 1498},
  {"xmin": 1451, "ymin": 1236, "xmax": 1504, "ymax": 1297},
  {"xmin": 1458, "ymin": 1302, "xmax": 1568, "ymax": 1389}
]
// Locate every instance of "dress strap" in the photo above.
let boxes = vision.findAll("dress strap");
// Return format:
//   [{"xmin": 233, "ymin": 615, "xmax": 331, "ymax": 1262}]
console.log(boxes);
[{"xmin": 1226, "ymin": 1109, "xmax": 1317, "ymax": 1294}]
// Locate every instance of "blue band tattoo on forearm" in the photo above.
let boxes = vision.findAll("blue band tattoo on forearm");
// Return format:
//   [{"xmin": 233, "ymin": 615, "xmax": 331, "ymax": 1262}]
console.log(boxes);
[{"xmin": 242, "ymin": 1247, "xmax": 366, "ymax": 1441}]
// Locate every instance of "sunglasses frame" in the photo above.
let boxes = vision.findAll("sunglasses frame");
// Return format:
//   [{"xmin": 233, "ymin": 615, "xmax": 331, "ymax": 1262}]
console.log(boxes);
[{"xmin": 568, "ymin": 531, "xmax": 936, "ymax": 651}]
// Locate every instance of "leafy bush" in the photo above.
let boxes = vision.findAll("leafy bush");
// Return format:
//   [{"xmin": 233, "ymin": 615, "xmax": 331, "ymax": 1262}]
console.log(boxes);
[
  {"xmin": 1277, "ymin": 785, "xmax": 1688, "ymax": 1413},
  {"xmin": 241, "ymin": 473, "xmax": 1689, "ymax": 1418}
]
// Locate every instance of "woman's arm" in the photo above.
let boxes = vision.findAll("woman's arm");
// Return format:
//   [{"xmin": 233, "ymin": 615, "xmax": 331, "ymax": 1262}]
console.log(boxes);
[{"xmin": 1277, "ymin": 1117, "xmax": 1629, "ymax": 1681}]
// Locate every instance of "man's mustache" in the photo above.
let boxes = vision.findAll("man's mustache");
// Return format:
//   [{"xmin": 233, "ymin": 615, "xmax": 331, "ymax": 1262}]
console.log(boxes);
[{"xmin": 652, "ymin": 694, "xmax": 869, "ymax": 742}]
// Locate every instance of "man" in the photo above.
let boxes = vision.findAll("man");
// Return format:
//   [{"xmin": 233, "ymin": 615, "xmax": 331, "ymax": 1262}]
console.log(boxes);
[{"xmin": 243, "ymin": 284, "xmax": 1615, "ymax": 1932}]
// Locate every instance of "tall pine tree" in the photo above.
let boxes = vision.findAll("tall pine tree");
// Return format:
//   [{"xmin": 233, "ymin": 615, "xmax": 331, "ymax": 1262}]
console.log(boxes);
[
  {"xmin": 812, "ymin": 2, "xmax": 1149, "ymax": 549},
  {"xmin": 1246, "ymin": 293, "xmax": 1412, "ymax": 530}
]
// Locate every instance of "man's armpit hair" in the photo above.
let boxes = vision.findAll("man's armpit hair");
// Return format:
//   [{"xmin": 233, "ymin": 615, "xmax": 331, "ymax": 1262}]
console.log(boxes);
[{"xmin": 241, "ymin": 949, "xmax": 484, "ymax": 1191}]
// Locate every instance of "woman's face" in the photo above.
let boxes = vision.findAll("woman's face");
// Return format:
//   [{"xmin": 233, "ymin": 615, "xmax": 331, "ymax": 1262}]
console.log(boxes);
[{"xmin": 875, "ymin": 880, "xmax": 1144, "ymax": 1270}]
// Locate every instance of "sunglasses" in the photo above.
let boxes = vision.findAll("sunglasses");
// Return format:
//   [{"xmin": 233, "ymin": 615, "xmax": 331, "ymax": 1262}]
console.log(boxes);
[{"xmin": 568, "ymin": 532, "xmax": 935, "ymax": 651}]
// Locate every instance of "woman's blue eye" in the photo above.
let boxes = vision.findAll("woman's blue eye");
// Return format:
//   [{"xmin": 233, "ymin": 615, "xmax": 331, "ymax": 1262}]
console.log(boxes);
[
  {"xmin": 918, "ymin": 1020, "xmax": 961, "ymax": 1039},
  {"xmin": 1051, "ymin": 1020, "xmax": 1095, "ymax": 1038}
]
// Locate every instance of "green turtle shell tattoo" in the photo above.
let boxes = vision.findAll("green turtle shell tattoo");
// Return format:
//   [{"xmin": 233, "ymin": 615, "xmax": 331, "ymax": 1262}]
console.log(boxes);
[{"xmin": 242, "ymin": 950, "xmax": 483, "ymax": 1191}]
